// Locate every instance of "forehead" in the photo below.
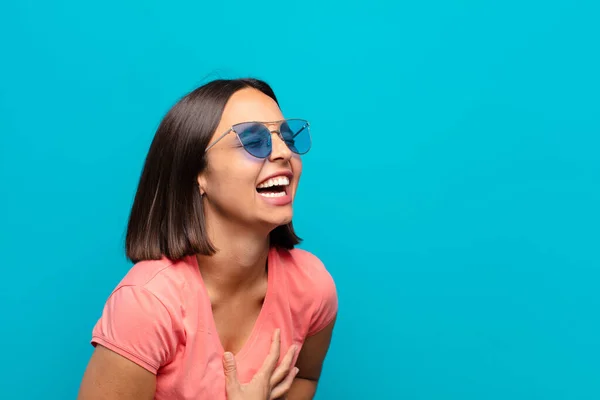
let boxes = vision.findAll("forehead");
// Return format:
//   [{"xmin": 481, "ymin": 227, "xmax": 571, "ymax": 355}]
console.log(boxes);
[{"xmin": 219, "ymin": 88, "xmax": 284, "ymax": 128}]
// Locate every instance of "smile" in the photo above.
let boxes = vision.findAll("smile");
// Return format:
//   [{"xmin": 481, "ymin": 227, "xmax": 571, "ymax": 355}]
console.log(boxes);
[{"xmin": 256, "ymin": 176, "xmax": 290, "ymax": 198}]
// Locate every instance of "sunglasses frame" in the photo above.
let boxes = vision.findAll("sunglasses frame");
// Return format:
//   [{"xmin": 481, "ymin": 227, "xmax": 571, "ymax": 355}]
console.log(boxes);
[{"xmin": 205, "ymin": 118, "xmax": 311, "ymax": 157}]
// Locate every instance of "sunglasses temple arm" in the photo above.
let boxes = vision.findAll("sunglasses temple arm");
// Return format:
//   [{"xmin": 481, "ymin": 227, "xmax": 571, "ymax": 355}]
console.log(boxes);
[
  {"xmin": 206, "ymin": 129, "xmax": 233, "ymax": 151},
  {"xmin": 292, "ymin": 124, "xmax": 309, "ymax": 138}
]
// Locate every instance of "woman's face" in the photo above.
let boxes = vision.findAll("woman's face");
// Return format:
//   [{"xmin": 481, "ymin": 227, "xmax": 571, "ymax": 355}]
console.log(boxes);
[{"xmin": 198, "ymin": 88, "xmax": 303, "ymax": 230}]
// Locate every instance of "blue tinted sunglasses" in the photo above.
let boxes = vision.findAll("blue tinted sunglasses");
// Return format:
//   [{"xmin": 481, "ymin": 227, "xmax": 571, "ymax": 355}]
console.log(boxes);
[{"xmin": 206, "ymin": 118, "xmax": 311, "ymax": 159}]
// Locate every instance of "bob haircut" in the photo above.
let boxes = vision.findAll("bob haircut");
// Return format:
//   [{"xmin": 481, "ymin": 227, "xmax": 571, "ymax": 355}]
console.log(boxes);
[{"xmin": 125, "ymin": 78, "xmax": 301, "ymax": 263}]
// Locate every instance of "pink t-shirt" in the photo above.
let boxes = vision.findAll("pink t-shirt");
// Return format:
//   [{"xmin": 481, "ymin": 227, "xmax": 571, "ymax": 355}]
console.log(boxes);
[{"xmin": 91, "ymin": 247, "xmax": 338, "ymax": 399}]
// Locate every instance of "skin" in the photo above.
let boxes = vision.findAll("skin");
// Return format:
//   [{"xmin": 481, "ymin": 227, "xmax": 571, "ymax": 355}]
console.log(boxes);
[{"xmin": 77, "ymin": 88, "xmax": 336, "ymax": 400}]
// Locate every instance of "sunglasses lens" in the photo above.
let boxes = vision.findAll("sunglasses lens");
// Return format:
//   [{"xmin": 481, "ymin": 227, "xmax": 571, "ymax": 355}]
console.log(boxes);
[
  {"xmin": 237, "ymin": 123, "xmax": 271, "ymax": 158},
  {"xmin": 280, "ymin": 119, "xmax": 311, "ymax": 155}
]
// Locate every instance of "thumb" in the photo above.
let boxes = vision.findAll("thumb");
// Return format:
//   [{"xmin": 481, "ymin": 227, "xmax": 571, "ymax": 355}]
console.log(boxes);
[{"xmin": 223, "ymin": 352, "xmax": 239, "ymax": 388}]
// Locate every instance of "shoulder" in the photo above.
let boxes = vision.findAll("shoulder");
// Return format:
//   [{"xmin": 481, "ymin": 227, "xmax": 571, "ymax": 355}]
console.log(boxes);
[
  {"xmin": 91, "ymin": 257, "xmax": 196, "ymax": 372},
  {"xmin": 277, "ymin": 247, "xmax": 335, "ymax": 284},
  {"xmin": 111, "ymin": 256, "xmax": 196, "ymax": 309},
  {"xmin": 274, "ymin": 247, "xmax": 338, "ymax": 336}
]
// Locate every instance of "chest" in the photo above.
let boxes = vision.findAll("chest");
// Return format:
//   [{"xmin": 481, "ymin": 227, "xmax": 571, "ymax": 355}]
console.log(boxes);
[
  {"xmin": 211, "ymin": 294, "xmax": 265, "ymax": 355},
  {"xmin": 155, "ymin": 304, "xmax": 306, "ymax": 400}
]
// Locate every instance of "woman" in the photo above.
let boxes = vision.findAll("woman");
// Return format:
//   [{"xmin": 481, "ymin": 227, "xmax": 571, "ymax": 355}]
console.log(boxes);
[{"xmin": 77, "ymin": 78, "xmax": 338, "ymax": 400}]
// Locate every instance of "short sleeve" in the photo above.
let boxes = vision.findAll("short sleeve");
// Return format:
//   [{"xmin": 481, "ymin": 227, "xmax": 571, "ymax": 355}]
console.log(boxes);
[
  {"xmin": 307, "ymin": 258, "xmax": 339, "ymax": 336},
  {"xmin": 91, "ymin": 285, "xmax": 179, "ymax": 374}
]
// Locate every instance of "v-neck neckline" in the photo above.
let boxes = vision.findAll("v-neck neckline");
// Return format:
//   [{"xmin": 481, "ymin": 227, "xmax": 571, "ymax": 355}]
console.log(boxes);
[{"xmin": 192, "ymin": 247, "xmax": 277, "ymax": 361}]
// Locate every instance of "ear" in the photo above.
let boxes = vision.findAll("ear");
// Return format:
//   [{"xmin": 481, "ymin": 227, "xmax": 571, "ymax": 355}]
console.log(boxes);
[{"xmin": 197, "ymin": 173, "xmax": 207, "ymax": 196}]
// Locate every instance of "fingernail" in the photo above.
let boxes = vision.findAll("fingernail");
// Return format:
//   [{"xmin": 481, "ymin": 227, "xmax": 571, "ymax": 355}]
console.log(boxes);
[
  {"xmin": 224, "ymin": 352, "xmax": 234, "ymax": 362},
  {"xmin": 294, "ymin": 367, "xmax": 300, "ymax": 375}
]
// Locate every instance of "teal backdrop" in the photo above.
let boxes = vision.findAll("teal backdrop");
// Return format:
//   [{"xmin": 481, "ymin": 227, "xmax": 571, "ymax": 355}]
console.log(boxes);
[{"xmin": 1, "ymin": 0, "xmax": 599, "ymax": 398}]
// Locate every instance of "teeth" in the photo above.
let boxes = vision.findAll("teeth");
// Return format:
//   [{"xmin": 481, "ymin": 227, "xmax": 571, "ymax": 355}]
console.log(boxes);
[
  {"xmin": 259, "ymin": 191, "xmax": 286, "ymax": 198},
  {"xmin": 257, "ymin": 176, "xmax": 290, "ymax": 189},
  {"xmin": 260, "ymin": 192, "xmax": 285, "ymax": 198}
]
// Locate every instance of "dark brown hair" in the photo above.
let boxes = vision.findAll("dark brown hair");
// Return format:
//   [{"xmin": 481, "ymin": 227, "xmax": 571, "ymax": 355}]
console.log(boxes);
[{"xmin": 125, "ymin": 78, "xmax": 301, "ymax": 263}]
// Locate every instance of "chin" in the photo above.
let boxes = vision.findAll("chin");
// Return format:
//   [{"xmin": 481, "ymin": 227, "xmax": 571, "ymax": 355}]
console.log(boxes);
[{"xmin": 262, "ymin": 210, "xmax": 293, "ymax": 228}]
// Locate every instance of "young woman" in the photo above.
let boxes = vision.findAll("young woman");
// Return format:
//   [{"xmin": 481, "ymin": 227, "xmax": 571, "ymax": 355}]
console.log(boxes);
[{"xmin": 77, "ymin": 78, "xmax": 338, "ymax": 400}]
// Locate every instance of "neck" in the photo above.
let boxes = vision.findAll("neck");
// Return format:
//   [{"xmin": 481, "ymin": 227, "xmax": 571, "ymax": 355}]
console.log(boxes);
[{"xmin": 196, "ymin": 210, "xmax": 271, "ymax": 298}]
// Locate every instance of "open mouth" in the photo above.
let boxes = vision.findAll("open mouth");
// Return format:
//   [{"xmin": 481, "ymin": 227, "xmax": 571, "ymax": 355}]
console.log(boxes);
[{"xmin": 256, "ymin": 176, "xmax": 290, "ymax": 198}]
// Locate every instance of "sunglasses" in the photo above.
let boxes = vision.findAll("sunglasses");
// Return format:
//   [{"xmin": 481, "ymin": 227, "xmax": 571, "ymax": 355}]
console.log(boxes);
[{"xmin": 205, "ymin": 118, "xmax": 311, "ymax": 159}]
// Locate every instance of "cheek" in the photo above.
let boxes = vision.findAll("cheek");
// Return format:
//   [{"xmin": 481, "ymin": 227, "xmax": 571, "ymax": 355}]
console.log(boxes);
[
  {"xmin": 209, "ymin": 158, "xmax": 262, "ymax": 195},
  {"xmin": 219, "ymin": 172, "xmax": 255, "ymax": 194},
  {"xmin": 291, "ymin": 157, "xmax": 303, "ymax": 182}
]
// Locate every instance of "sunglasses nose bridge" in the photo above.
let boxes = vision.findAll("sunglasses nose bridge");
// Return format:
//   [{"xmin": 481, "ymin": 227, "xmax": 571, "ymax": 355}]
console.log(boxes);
[{"xmin": 269, "ymin": 129, "xmax": 284, "ymax": 141}]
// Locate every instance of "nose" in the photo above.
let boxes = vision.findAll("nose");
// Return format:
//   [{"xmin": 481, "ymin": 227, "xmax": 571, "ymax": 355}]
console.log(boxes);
[{"xmin": 269, "ymin": 131, "xmax": 292, "ymax": 162}]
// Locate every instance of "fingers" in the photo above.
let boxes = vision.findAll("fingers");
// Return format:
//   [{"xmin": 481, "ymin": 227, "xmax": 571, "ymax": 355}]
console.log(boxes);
[
  {"xmin": 259, "ymin": 329, "xmax": 281, "ymax": 376},
  {"xmin": 270, "ymin": 367, "xmax": 299, "ymax": 399},
  {"xmin": 270, "ymin": 344, "xmax": 298, "ymax": 388},
  {"xmin": 222, "ymin": 352, "xmax": 240, "ymax": 390}
]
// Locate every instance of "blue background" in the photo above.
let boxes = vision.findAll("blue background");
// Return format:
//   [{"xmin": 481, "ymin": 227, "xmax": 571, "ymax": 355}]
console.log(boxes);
[{"xmin": 1, "ymin": 0, "xmax": 599, "ymax": 398}]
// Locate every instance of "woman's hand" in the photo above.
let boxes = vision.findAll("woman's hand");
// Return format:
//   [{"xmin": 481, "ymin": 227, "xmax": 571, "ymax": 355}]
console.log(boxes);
[{"xmin": 223, "ymin": 329, "xmax": 299, "ymax": 400}]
